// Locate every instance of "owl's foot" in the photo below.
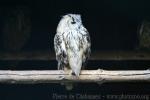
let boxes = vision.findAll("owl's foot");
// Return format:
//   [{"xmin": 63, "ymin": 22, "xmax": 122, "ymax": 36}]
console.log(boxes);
[
  {"xmin": 71, "ymin": 71, "xmax": 76, "ymax": 76},
  {"xmin": 70, "ymin": 70, "xmax": 79, "ymax": 78},
  {"xmin": 70, "ymin": 70, "xmax": 76, "ymax": 76}
]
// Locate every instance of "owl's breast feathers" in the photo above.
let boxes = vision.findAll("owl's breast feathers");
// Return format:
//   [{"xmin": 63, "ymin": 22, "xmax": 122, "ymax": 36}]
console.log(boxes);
[
  {"xmin": 54, "ymin": 28, "xmax": 90, "ymax": 76},
  {"xmin": 65, "ymin": 29, "xmax": 90, "ymax": 76}
]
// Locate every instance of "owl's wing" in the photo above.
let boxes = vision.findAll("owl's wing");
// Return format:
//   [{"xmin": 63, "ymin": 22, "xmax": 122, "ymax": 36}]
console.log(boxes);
[
  {"xmin": 54, "ymin": 33, "xmax": 68, "ymax": 70},
  {"xmin": 81, "ymin": 28, "xmax": 91, "ymax": 67}
]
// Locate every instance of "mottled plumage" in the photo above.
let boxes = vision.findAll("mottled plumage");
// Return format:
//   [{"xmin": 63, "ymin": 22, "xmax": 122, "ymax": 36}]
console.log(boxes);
[{"xmin": 54, "ymin": 14, "xmax": 91, "ymax": 76}]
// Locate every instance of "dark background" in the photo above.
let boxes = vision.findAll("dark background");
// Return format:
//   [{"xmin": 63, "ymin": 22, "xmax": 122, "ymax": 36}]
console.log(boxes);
[
  {"xmin": 0, "ymin": 0, "xmax": 150, "ymax": 100},
  {"xmin": 1, "ymin": 0, "xmax": 150, "ymax": 51}
]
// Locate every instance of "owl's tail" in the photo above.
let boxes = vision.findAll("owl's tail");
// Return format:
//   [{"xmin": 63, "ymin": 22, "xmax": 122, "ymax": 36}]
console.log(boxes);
[{"xmin": 69, "ymin": 52, "xmax": 82, "ymax": 76}]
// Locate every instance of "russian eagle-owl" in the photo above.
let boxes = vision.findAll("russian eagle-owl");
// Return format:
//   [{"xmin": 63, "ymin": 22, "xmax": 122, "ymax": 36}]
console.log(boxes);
[{"xmin": 54, "ymin": 14, "xmax": 91, "ymax": 76}]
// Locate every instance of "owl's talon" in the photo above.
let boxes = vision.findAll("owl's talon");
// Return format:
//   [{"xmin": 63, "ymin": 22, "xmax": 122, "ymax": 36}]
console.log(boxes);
[
  {"xmin": 69, "ymin": 70, "xmax": 73, "ymax": 76},
  {"xmin": 71, "ymin": 71, "xmax": 75, "ymax": 76}
]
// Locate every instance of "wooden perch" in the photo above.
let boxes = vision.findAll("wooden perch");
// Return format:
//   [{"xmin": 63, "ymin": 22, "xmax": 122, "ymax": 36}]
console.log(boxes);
[{"xmin": 0, "ymin": 69, "xmax": 150, "ymax": 84}]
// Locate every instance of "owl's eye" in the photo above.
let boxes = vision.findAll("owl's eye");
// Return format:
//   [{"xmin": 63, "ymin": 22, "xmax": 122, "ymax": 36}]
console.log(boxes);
[{"xmin": 71, "ymin": 21, "xmax": 76, "ymax": 24}]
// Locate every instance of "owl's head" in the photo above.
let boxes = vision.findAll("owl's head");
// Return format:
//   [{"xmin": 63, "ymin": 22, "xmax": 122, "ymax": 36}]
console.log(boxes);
[
  {"xmin": 63, "ymin": 14, "xmax": 81, "ymax": 23},
  {"xmin": 57, "ymin": 14, "xmax": 82, "ymax": 32}
]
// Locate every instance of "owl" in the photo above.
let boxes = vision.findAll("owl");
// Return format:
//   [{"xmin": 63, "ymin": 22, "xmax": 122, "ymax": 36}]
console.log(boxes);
[{"xmin": 54, "ymin": 14, "xmax": 91, "ymax": 76}]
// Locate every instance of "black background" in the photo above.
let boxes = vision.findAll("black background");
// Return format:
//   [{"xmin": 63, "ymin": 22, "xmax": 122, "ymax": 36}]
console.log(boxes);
[
  {"xmin": 0, "ymin": 0, "xmax": 150, "ymax": 100},
  {"xmin": 1, "ymin": 0, "xmax": 150, "ymax": 51}
]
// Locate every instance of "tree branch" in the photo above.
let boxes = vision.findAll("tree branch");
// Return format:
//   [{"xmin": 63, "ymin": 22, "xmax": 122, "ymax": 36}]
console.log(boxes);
[{"xmin": 0, "ymin": 69, "xmax": 150, "ymax": 84}]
